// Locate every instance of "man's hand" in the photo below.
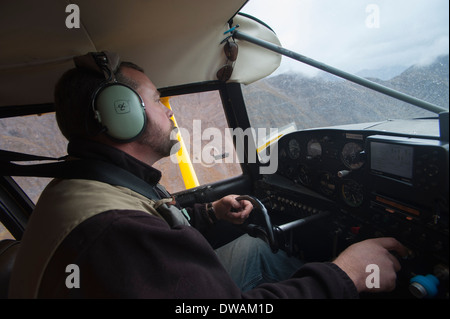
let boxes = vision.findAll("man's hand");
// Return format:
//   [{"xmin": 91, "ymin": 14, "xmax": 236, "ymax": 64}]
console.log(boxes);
[
  {"xmin": 333, "ymin": 237, "xmax": 409, "ymax": 293},
  {"xmin": 212, "ymin": 195, "xmax": 253, "ymax": 224}
]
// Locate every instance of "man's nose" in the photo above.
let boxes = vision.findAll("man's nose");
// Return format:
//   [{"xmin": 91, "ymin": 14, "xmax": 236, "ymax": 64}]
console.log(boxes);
[{"xmin": 166, "ymin": 107, "xmax": 174, "ymax": 119}]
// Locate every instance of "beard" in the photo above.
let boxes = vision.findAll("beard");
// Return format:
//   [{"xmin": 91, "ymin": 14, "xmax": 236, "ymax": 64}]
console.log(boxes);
[{"xmin": 137, "ymin": 118, "xmax": 180, "ymax": 158}]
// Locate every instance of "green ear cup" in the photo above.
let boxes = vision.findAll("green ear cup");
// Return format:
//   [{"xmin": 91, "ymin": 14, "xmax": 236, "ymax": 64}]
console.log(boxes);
[{"xmin": 94, "ymin": 83, "xmax": 146, "ymax": 141}]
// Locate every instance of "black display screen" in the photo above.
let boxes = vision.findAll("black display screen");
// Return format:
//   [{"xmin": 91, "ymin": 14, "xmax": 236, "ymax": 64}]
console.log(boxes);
[{"xmin": 370, "ymin": 141, "xmax": 414, "ymax": 180}]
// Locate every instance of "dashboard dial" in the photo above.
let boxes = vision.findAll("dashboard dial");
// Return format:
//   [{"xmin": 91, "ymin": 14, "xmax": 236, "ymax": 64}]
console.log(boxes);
[
  {"xmin": 341, "ymin": 179, "xmax": 364, "ymax": 207},
  {"xmin": 319, "ymin": 172, "xmax": 336, "ymax": 196},
  {"xmin": 307, "ymin": 139, "xmax": 322, "ymax": 159},
  {"xmin": 298, "ymin": 164, "xmax": 312, "ymax": 186},
  {"xmin": 341, "ymin": 142, "xmax": 364, "ymax": 169},
  {"xmin": 288, "ymin": 139, "xmax": 301, "ymax": 159}
]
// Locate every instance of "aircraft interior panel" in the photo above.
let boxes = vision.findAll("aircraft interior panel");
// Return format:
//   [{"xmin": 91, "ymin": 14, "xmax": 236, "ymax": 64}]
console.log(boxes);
[{"xmin": 254, "ymin": 124, "xmax": 449, "ymax": 298}]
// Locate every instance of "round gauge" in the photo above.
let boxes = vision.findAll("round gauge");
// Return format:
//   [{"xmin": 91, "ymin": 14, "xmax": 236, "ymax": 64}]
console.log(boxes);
[
  {"xmin": 298, "ymin": 164, "xmax": 312, "ymax": 186},
  {"xmin": 319, "ymin": 172, "xmax": 336, "ymax": 196},
  {"xmin": 341, "ymin": 142, "xmax": 364, "ymax": 170},
  {"xmin": 288, "ymin": 139, "xmax": 301, "ymax": 159},
  {"xmin": 341, "ymin": 179, "xmax": 364, "ymax": 207},
  {"xmin": 307, "ymin": 139, "xmax": 322, "ymax": 158}
]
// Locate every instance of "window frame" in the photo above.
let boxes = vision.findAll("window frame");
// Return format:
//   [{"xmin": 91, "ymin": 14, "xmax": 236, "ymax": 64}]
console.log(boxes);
[
  {"xmin": 160, "ymin": 81, "xmax": 263, "ymax": 184},
  {"xmin": 0, "ymin": 176, "xmax": 33, "ymax": 240}
]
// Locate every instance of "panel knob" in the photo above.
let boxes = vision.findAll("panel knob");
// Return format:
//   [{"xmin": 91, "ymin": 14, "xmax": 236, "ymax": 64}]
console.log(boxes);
[{"xmin": 409, "ymin": 274, "xmax": 439, "ymax": 298}]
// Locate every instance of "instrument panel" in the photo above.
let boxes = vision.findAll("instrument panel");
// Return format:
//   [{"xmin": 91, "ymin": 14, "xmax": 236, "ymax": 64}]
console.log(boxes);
[
  {"xmin": 274, "ymin": 128, "xmax": 449, "ymax": 219},
  {"xmin": 256, "ymin": 126, "xmax": 449, "ymax": 298},
  {"xmin": 278, "ymin": 130, "xmax": 369, "ymax": 209}
]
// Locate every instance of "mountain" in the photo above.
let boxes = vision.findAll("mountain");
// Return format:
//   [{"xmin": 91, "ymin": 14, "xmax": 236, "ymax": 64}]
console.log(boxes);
[
  {"xmin": 242, "ymin": 55, "xmax": 449, "ymax": 131},
  {"xmin": 388, "ymin": 55, "xmax": 449, "ymax": 108},
  {"xmin": 356, "ymin": 65, "xmax": 409, "ymax": 81}
]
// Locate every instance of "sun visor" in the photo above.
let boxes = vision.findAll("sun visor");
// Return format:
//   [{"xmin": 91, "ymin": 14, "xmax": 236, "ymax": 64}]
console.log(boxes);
[{"xmin": 227, "ymin": 14, "xmax": 282, "ymax": 85}]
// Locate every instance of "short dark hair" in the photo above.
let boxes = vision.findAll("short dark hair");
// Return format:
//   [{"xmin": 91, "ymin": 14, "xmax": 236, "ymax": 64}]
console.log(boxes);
[{"xmin": 54, "ymin": 61, "xmax": 144, "ymax": 141}]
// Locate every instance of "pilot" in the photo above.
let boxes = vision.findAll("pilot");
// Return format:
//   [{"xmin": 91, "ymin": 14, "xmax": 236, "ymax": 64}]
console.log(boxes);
[{"xmin": 9, "ymin": 52, "xmax": 407, "ymax": 298}]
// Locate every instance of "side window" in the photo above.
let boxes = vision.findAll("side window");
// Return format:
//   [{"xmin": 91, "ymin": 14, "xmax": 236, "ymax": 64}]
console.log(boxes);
[
  {"xmin": 0, "ymin": 113, "xmax": 68, "ymax": 203},
  {"xmin": 0, "ymin": 222, "xmax": 14, "ymax": 240},
  {"xmin": 0, "ymin": 91, "xmax": 243, "ymax": 199},
  {"xmin": 154, "ymin": 90, "xmax": 243, "ymax": 193}
]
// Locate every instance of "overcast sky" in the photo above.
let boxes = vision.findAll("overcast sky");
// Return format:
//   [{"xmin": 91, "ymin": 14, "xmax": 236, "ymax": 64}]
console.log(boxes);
[{"xmin": 241, "ymin": 0, "xmax": 449, "ymax": 77}]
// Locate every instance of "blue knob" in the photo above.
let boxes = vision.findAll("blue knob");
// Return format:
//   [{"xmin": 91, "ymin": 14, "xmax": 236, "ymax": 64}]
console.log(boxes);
[{"xmin": 409, "ymin": 274, "xmax": 439, "ymax": 298}]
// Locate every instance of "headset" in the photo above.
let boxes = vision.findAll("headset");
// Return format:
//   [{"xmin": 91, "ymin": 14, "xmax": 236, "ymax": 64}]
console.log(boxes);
[{"xmin": 74, "ymin": 51, "xmax": 147, "ymax": 142}]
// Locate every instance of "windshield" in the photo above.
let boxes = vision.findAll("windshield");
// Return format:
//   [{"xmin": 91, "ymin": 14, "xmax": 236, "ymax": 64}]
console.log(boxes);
[{"xmin": 241, "ymin": 0, "xmax": 449, "ymax": 133}]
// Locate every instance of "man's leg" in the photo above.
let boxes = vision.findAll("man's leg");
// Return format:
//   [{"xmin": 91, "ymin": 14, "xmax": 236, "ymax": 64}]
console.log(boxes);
[{"xmin": 215, "ymin": 234, "xmax": 303, "ymax": 292}]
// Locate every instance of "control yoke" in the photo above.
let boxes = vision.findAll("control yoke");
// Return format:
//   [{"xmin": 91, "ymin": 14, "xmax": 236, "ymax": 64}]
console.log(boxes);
[
  {"xmin": 236, "ymin": 195, "xmax": 277, "ymax": 251},
  {"xmin": 236, "ymin": 195, "xmax": 331, "ymax": 253}
]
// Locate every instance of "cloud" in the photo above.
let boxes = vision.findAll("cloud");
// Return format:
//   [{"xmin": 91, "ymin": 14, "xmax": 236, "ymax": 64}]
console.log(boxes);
[{"xmin": 242, "ymin": 0, "xmax": 449, "ymax": 76}]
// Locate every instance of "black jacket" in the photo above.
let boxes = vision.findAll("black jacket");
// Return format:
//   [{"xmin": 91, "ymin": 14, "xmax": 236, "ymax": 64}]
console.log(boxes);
[{"xmin": 37, "ymin": 140, "xmax": 358, "ymax": 299}]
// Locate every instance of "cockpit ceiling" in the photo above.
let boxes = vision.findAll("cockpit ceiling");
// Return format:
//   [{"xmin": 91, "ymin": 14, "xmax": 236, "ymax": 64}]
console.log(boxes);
[{"xmin": 0, "ymin": 0, "xmax": 281, "ymax": 108}]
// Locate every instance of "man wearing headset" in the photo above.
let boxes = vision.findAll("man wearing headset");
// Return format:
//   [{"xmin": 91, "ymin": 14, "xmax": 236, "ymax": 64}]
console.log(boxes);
[{"xmin": 9, "ymin": 52, "xmax": 407, "ymax": 298}]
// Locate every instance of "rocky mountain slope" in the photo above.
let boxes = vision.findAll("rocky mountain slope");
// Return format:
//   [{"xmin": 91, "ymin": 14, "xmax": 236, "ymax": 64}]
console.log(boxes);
[{"xmin": 243, "ymin": 55, "xmax": 449, "ymax": 131}]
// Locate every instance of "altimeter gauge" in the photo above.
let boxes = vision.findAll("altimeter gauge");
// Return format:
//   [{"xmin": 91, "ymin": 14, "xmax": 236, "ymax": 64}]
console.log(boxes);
[
  {"xmin": 341, "ymin": 179, "xmax": 364, "ymax": 207},
  {"xmin": 341, "ymin": 142, "xmax": 364, "ymax": 170},
  {"xmin": 288, "ymin": 138, "xmax": 301, "ymax": 159},
  {"xmin": 307, "ymin": 139, "xmax": 322, "ymax": 159}
]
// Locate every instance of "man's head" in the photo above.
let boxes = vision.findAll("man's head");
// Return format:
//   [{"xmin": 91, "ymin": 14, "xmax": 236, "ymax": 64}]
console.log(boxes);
[
  {"xmin": 54, "ymin": 52, "xmax": 179, "ymax": 164},
  {"xmin": 119, "ymin": 66, "xmax": 179, "ymax": 161}
]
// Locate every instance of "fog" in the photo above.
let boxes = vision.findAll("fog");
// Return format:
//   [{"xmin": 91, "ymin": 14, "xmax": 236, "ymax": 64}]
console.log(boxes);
[{"xmin": 242, "ymin": 0, "xmax": 449, "ymax": 77}]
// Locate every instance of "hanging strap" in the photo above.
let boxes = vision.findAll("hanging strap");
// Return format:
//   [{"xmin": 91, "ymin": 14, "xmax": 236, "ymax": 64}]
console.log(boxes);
[
  {"xmin": 0, "ymin": 149, "xmax": 64, "ymax": 162},
  {"xmin": 1, "ymin": 157, "xmax": 160, "ymax": 201}
]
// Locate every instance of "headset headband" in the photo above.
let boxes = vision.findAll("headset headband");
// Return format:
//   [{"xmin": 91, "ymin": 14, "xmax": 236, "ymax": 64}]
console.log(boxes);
[{"xmin": 73, "ymin": 51, "xmax": 121, "ymax": 81}]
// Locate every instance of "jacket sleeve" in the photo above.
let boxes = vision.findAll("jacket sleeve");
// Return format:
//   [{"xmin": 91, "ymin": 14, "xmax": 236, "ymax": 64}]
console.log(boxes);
[
  {"xmin": 242, "ymin": 262, "xmax": 359, "ymax": 299},
  {"xmin": 183, "ymin": 203, "xmax": 214, "ymax": 233},
  {"xmin": 40, "ymin": 210, "xmax": 358, "ymax": 299}
]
